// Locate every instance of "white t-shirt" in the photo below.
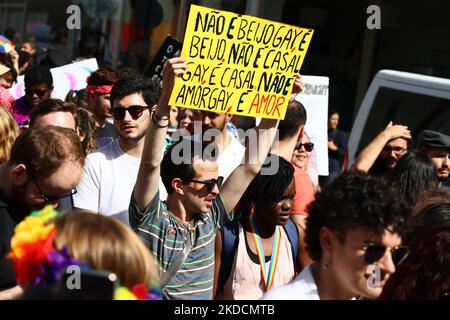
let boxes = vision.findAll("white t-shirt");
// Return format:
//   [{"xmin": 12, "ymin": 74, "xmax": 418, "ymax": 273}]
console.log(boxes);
[
  {"xmin": 218, "ymin": 133, "xmax": 246, "ymax": 180},
  {"xmin": 73, "ymin": 140, "xmax": 167, "ymax": 225},
  {"xmin": 261, "ymin": 265, "xmax": 320, "ymax": 300}
]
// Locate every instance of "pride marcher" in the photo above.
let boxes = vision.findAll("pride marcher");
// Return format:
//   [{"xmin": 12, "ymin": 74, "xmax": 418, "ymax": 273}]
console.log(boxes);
[
  {"xmin": 262, "ymin": 171, "xmax": 411, "ymax": 300},
  {"xmin": 129, "ymin": 56, "xmax": 281, "ymax": 300}
]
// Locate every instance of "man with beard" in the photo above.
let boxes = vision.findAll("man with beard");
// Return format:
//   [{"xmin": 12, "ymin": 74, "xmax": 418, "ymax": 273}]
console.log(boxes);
[
  {"xmin": 0, "ymin": 126, "xmax": 84, "ymax": 294},
  {"xmin": 417, "ymin": 130, "xmax": 450, "ymax": 191},
  {"xmin": 190, "ymin": 110, "xmax": 245, "ymax": 180},
  {"xmin": 353, "ymin": 121, "xmax": 411, "ymax": 177},
  {"xmin": 73, "ymin": 76, "xmax": 166, "ymax": 225}
]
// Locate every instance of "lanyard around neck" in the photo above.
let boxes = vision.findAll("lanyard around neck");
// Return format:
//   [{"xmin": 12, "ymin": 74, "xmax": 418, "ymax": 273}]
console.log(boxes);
[{"xmin": 248, "ymin": 214, "xmax": 281, "ymax": 291}]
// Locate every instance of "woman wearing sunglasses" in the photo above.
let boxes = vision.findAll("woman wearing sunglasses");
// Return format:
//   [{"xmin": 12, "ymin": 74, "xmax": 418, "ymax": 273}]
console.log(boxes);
[
  {"xmin": 379, "ymin": 225, "xmax": 450, "ymax": 300},
  {"xmin": 262, "ymin": 171, "xmax": 411, "ymax": 300}
]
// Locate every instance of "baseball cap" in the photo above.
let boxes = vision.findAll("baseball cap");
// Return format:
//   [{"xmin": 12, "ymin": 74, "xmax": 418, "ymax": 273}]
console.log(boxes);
[
  {"xmin": 417, "ymin": 130, "xmax": 450, "ymax": 149},
  {"xmin": 0, "ymin": 63, "xmax": 11, "ymax": 76}
]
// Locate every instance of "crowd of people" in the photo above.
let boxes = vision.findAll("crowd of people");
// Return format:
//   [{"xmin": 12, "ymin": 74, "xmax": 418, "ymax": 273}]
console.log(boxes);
[{"xmin": 1, "ymin": 34, "xmax": 450, "ymax": 301}]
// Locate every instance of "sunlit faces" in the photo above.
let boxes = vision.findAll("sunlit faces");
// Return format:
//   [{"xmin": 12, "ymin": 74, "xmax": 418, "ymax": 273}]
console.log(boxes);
[
  {"xmin": 259, "ymin": 178, "xmax": 295, "ymax": 226},
  {"xmin": 328, "ymin": 226, "xmax": 402, "ymax": 299},
  {"xmin": 328, "ymin": 113, "xmax": 339, "ymax": 130},
  {"xmin": 21, "ymin": 42, "xmax": 36, "ymax": 55},
  {"xmin": 92, "ymin": 93, "xmax": 112, "ymax": 120},
  {"xmin": 33, "ymin": 111, "xmax": 77, "ymax": 131},
  {"xmin": 11, "ymin": 160, "xmax": 83, "ymax": 213},
  {"xmin": 179, "ymin": 109, "xmax": 195, "ymax": 133},
  {"xmin": 292, "ymin": 133, "xmax": 312, "ymax": 171},
  {"xmin": 112, "ymin": 93, "xmax": 150, "ymax": 143},
  {"xmin": 423, "ymin": 147, "xmax": 450, "ymax": 180},
  {"xmin": 197, "ymin": 111, "xmax": 227, "ymax": 132},
  {"xmin": 380, "ymin": 138, "xmax": 408, "ymax": 170},
  {"xmin": 25, "ymin": 83, "xmax": 53, "ymax": 108},
  {"xmin": 0, "ymin": 71, "xmax": 13, "ymax": 89},
  {"xmin": 182, "ymin": 157, "xmax": 219, "ymax": 214}
]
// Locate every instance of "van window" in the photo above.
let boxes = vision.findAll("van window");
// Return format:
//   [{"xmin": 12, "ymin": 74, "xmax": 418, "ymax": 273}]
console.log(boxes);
[{"xmin": 357, "ymin": 88, "xmax": 450, "ymax": 153}]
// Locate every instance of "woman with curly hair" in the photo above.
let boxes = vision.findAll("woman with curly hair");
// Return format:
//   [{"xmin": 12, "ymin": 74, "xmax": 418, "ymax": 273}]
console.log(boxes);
[
  {"xmin": 75, "ymin": 108, "xmax": 97, "ymax": 155},
  {"xmin": 379, "ymin": 226, "xmax": 450, "ymax": 299},
  {"xmin": 262, "ymin": 171, "xmax": 411, "ymax": 300},
  {"xmin": 0, "ymin": 107, "xmax": 19, "ymax": 163}
]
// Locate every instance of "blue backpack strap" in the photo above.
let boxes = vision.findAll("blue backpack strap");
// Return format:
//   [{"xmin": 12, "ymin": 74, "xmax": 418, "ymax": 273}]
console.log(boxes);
[
  {"xmin": 283, "ymin": 218, "xmax": 299, "ymax": 264},
  {"xmin": 218, "ymin": 219, "xmax": 239, "ymax": 292}
]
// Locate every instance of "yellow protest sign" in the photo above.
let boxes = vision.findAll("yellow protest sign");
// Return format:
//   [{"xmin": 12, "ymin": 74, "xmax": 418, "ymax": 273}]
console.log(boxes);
[{"xmin": 169, "ymin": 5, "xmax": 313, "ymax": 120}]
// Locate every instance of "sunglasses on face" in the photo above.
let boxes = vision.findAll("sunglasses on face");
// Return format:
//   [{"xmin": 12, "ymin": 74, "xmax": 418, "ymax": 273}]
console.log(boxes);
[
  {"xmin": 25, "ymin": 88, "xmax": 48, "ymax": 97},
  {"xmin": 363, "ymin": 244, "xmax": 409, "ymax": 266},
  {"xmin": 184, "ymin": 176, "xmax": 224, "ymax": 193},
  {"xmin": 295, "ymin": 142, "xmax": 314, "ymax": 152},
  {"xmin": 32, "ymin": 177, "xmax": 77, "ymax": 202},
  {"xmin": 111, "ymin": 105, "xmax": 149, "ymax": 120}
]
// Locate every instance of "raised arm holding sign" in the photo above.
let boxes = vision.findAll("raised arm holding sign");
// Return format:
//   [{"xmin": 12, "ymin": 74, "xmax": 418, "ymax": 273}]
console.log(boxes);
[{"xmin": 168, "ymin": 5, "xmax": 313, "ymax": 120}]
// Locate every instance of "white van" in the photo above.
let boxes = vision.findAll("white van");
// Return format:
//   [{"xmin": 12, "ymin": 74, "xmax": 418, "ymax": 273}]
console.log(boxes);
[{"xmin": 347, "ymin": 70, "xmax": 450, "ymax": 167}]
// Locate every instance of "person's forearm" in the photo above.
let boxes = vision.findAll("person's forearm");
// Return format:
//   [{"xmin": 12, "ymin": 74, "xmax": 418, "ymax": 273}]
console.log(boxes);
[
  {"xmin": 353, "ymin": 131, "xmax": 390, "ymax": 172},
  {"xmin": 244, "ymin": 118, "xmax": 279, "ymax": 174},
  {"xmin": 133, "ymin": 89, "xmax": 170, "ymax": 210}
]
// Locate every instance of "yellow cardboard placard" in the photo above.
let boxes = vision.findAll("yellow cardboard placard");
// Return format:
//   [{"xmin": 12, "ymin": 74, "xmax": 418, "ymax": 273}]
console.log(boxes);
[{"xmin": 169, "ymin": 5, "xmax": 313, "ymax": 120}]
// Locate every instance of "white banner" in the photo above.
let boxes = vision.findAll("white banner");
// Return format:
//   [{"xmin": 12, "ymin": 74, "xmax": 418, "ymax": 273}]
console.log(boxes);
[
  {"xmin": 9, "ymin": 58, "xmax": 99, "ymax": 100},
  {"xmin": 295, "ymin": 75, "xmax": 329, "ymax": 176}
]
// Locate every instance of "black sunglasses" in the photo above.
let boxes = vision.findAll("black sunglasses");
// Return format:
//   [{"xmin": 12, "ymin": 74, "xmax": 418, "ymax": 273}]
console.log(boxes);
[
  {"xmin": 184, "ymin": 176, "xmax": 224, "ymax": 193},
  {"xmin": 111, "ymin": 105, "xmax": 149, "ymax": 120},
  {"xmin": 25, "ymin": 88, "xmax": 48, "ymax": 97},
  {"xmin": 363, "ymin": 244, "xmax": 409, "ymax": 266},
  {"xmin": 295, "ymin": 142, "xmax": 314, "ymax": 152},
  {"xmin": 32, "ymin": 178, "xmax": 77, "ymax": 202}
]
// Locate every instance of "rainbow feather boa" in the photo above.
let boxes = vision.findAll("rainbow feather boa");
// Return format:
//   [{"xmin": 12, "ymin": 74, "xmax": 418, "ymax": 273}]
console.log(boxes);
[{"xmin": 8, "ymin": 205, "xmax": 161, "ymax": 300}]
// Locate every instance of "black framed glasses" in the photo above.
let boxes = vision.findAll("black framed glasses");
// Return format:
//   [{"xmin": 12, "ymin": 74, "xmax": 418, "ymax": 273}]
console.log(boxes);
[
  {"xmin": 295, "ymin": 142, "xmax": 314, "ymax": 152},
  {"xmin": 32, "ymin": 178, "xmax": 77, "ymax": 202},
  {"xmin": 363, "ymin": 244, "xmax": 409, "ymax": 266},
  {"xmin": 111, "ymin": 105, "xmax": 149, "ymax": 120},
  {"xmin": 184, "ymin": 176, "xmax": 224, "ymax": 193}
]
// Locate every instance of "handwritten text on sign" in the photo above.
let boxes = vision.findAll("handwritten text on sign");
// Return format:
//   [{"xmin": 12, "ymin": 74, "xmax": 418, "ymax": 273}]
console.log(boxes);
[{"xmin": 169, "ymin": 5, "xmax": 313, "ymax": 119}]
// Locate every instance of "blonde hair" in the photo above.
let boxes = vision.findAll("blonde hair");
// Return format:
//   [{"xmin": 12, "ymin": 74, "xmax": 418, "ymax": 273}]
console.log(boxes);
[
  {"xmin": 0, "ymin": 107, "xmax": 19, "ymax": 163},
  {"xmin": 54, "ymin": 211, "xmax": 160, "ymax": 289}
]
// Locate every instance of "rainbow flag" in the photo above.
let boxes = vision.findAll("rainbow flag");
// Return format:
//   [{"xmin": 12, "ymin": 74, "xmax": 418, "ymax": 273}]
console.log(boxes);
[{"xmin": 0, "ymin": 35, "xmax": 14, "ymax": 53}]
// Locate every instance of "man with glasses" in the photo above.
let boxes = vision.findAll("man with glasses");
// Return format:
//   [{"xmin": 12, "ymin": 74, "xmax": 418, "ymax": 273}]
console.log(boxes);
[
  {"xmin": 12, "ymin": 65, "xmax": 53, "ymax": 128},
  {"xmin": 262, "ymin": 171, "xmax": 411, "ymax": 300},
  {"xmin": 129, "ymin": 57, "xmax": 280, "ymax": 300},
  {"xmin": 29, "ymin": 98, "xmax": 81, "ymax": 211},
  {"xmin": 73, "ymin": 76, "xmax": 166, "ymax": 225},
  {"xmin": 0, "ymin": 126, "xmax": 84, "ymax": 295},
  {"xmin": 353, "ymin": 121, "xmax": 411, "ymax": 177}
]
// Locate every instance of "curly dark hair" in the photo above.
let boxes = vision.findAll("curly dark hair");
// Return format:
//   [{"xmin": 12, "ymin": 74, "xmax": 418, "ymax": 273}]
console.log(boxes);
[
  {"xmin": 238, "ymin": 154, "xmax": 294, "ymax": 216},
  {"xmin": 305, "ymin": 171, "xmax": 411, "ymax": 261},
  {"xmin": 379, "ymin": 226, "xmax": 450, "ymax": 300}
]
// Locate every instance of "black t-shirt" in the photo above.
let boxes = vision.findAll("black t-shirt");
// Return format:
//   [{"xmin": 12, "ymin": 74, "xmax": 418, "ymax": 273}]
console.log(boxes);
[
  {"xmin": 95, "ymin": 122, "xmax": 117, "ymax": 148},
  {"xmin": 0, "ymin": 193, "xmax": 18, "ymax": 290}
]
